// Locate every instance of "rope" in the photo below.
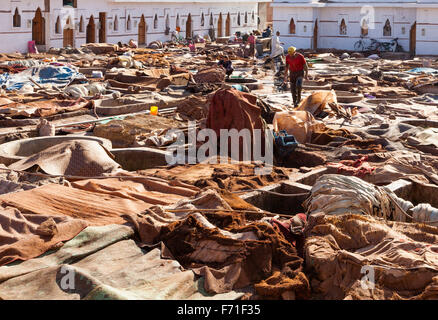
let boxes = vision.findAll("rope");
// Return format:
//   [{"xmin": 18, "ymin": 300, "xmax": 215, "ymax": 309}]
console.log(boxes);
[
  {"xmin": 385, "ymin": 191, "xmax": 413, "ymax": 220},
  {"xmin": 384, "ymin": 189, "xmax": 438, "ymax": 224},
  {"xmin": 231, "ymin": 189, "xmax": 309, "ymax": 197}
]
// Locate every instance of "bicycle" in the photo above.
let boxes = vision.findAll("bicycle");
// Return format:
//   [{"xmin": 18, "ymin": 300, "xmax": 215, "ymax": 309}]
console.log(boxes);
[
  {"xmin": 354, "ymin": 36, "xmax": 367, "ymax": 52},
  {"xmin": 367, "ymin": 38, "xmax": 380, "ymax": 51},
  {"xmin": 354, "ymin": 37, "xmax": 380, "ymax": 52}
]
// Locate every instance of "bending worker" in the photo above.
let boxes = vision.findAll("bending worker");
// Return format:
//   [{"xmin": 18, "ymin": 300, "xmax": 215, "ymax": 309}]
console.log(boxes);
[
  {"xmin": 283, "ymin": 46, "xmax": 309, "ymax": 107},
  {"xmin": 218, "ymin": 55, "xmax": 234, "ymax": 78}
]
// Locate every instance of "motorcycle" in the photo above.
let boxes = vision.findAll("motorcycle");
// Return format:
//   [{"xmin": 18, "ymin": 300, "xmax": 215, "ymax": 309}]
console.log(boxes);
[{"xmin": 378, "ymin": 38, "xmax": 403, "ymax": 52}]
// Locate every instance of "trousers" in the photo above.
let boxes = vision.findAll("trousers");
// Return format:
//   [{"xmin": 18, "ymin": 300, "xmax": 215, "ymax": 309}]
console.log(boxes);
[{"xmin": 289, "ymin": 70, "xmax": 304, "ymax": 107}]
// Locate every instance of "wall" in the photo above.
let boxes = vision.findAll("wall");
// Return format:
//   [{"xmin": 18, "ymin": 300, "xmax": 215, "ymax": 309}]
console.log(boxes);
[
  {"xmin": 272, "ymin": 2, "xmax": 437, "ymax": 55},
  {"xmin": 317, "ymin": 7, "xmax": 415, "ymax": 52},
  {"xmin": 0, "ymin": 0, "xmax": 259, "ymax": 53},
  {"xmin": 416, "ymin": 8, "xmax": 438, "ymax": 55},
  {"xmin": 272, "ymin": 6, "xmax": 314, "ymax": 50},
  {"xmin": 258, "ymin": 2, "xmax": 273, "ymax": 30},
  {"xmin": 0, "ymin": 0, "xmax": 47, "ymax": 53}
]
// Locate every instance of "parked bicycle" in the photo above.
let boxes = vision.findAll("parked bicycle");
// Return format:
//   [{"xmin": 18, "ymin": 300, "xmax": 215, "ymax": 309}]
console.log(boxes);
[
  {"xmin": 354, "ymin": 36, "xmax": 365, "ymax": 52},
  {"xmin": 353, "ymin": 36, "xmax": 373, "ymax": 51},
  {"xmin": 354, "ymin": 36, "xmax": 403, "ymax": 52},
  {"xmin": 354, "ymin": 36, "xmax": 377, "ymax": 51},
  {"xmin": 368, "ymin": 38, "xmax": 381, "ymax": 51}
]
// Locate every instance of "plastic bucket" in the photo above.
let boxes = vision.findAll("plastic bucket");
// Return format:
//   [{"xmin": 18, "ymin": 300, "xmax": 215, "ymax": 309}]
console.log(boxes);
[{"xmin": 150, "ymin": 106, "xmax": 158, "ymax": 115}]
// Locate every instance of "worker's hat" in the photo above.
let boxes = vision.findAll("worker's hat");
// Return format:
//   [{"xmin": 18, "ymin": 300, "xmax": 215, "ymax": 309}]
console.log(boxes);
[{"xmin": 288, "ymin": 46, "xmax": 296, "ymax": 54}]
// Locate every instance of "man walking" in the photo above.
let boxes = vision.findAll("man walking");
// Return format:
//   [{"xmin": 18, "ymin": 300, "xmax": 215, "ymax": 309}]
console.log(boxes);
[{"xmin": 283, "ymin": 46, "xmax": 309, "ymax": 107}]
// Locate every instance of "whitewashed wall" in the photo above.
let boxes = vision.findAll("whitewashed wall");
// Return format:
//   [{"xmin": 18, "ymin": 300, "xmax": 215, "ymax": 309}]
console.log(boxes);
[
  {"xmin": 272, "ymin": 2, "xmax": 438, "ymax": 55},
  {"xmin": 0, "ymin": 0, "xmax": 47, "ymax": 53},
  {"xmin": 316, "ymin": 7, "xmax": 415, "ymax": 51},
  {"xmin": 49, "ymin": 0, "xmax": 259, "ymax": 49},
  {"xmin": 272, "ymin": 7, "xmax": 314, "ymax": 50},
  {"xmin": 416, "ymin": 8, "xmax": 438, "ymax": 55},
  {"xmin": 0, "ymin": 0, "xmax": 260, "ymax": 53}
]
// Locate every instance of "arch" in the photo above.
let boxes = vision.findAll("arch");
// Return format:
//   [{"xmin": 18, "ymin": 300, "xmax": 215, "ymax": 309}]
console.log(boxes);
[
  {"xmin": 114, "ymin": 15, "xmax": 118, "ymax": 31},
  {"xmin": 209, "ymin": 13, "xmax": 213, "ymax": 26},
  {"xmin": 55, "ymin": 16, "xmax": 61, "ymax": 34},
  {"xmin": 79, "ymin": 15, "xmax": 84, "ymax": 33},
  {"xmin": 32, "ymin": 7, "xmax": 45, "ymax": 45},
  {"xmin": 186, "ymin": 13, "xmax": 192, "ymax": 38},
  {"xmin": 252, "ymin": 11, "xmax": 255, "ymax": 22},
  {"xmin": 13, "ymin": 8, "xmax": 21, "ymax": 28},
  {"xmin": 138, "ymin": 14, "xmax": 146, "ymax": 45},
  {"xmin": 361, "ymin": 19, "xmax": 368, "ymax": 37},
  {"xmin": 86, "ymin": 15, "xmax": 96, "ymax": 43},
  {"xmin": 176, "ymin": 14, "xmax": 180, "ymax": 29},
  {"xmin": 127, "ymin": 14, "xmax": 131, "ymax": 31},
  {"xmin": 225, "ymin": 13, "xmax": 231, "ymax": 37},
  {"xmin": 154, "ymin": 14, "xmax": 158, "ymax": 29},
  {"xmin": 63, "ymin": 16, "xmax": 74, "ymax": 47},
  {"xmin": 245, "ymin": 12, "xmax": 248, "ymax": 24},
  {"xmin": 201, "ymin": 12, "xmax": 204, "ymax": 27},
  {"xmin": 339, "ymin": 18, "xmax": 347, "ymax": 35},
  {"xmin": 289, "ymin": 18, "xmax": 296, "ymax": 34},
  {"xmin": 237, "ymin": 12, "xmax": 240, "ymax": 26},
  {"xmin": 217, "ymin": 13, "xmax": 223, "ymax": 37},
  {"xmin": 383, "ymin": 19, "xmax": 392, "ymax": 36}
]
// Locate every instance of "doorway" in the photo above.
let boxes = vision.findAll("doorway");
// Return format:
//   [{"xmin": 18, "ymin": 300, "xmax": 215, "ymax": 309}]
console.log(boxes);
[
  {"xmin": 410, "ymin": 22, "xmax": 416, "ymax": 56},
  {"xmin": 217, "ymin": 13, "xmax": 223, "ymax": 37},
  {"xmin": 99, "ymin": 12, "xmax": 106, "ymax": 43},
  {"xmin": 138, "ymin": 14, "xmax": 146, "ymax": 45},
  {"xmin": 313, "ymin": 19, "xmax": 318, "ymax": 50},
  {"xmin": 225, "ymin": 13, "xmax": 231, "ymax": 36},
  {"xmin": 32, "ymin": 7, "xmax": 45, "ymax": 45},
  {"xmin": 86, "ymin": 15, "xmax": 95, "ymax": 43},
  {"xmin": 63, "ymin": 17, "xmax": 74, "ymax": 47},
  {"xmin": 186, "ymin": 13, "xmax": 192, "ymax": 38}
]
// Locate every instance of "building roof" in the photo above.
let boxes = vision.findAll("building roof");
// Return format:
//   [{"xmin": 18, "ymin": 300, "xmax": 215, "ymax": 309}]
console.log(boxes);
[
  {"xmin": 271, "ymin": 0, "xmax": 438, "ymax": 6},
  {"xmin": 111, "ymin": 0, "xmax": 271, "ymax": 3},
  {"xmin": 272, "ymin": 0, "xmax": 434, "ymax": 3}
]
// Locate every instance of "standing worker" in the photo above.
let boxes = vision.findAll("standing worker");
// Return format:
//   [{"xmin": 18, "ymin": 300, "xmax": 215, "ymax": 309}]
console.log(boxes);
[
  {"xmin": 270, "ymin": 31, "xmax": 285, "ymax": 73},
  {"xmin": 247, "ymin": 32, "xmax": 256, "ymax": 61},
  {"xmin": 283, "ymin": 46, "xmax": 309, "ymax": 108},
  {"xmin": 271, "ymin": 31, "xmax": 284, "ymax": 58}
]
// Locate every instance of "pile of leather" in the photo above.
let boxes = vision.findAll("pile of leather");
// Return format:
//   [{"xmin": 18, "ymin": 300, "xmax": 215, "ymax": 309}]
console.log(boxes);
[
  {"xmin": 304, "ymin": 213, "xmax": 438, "ymax": 300},
  {"xmin": 193, "ymin": 66, "xmax": 226, "ymax": 84},
  {"xmin": 134, "ymin": 189, "xmax": 311, "ymax": 299}
]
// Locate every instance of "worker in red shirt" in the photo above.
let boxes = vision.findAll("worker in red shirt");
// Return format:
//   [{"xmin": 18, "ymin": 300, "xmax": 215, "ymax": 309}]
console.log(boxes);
[
  {"xmin": 283, "ymin": 46, "xmax": 309, "ymax": 107},
  {"xmin": 247, "ymin": 33, "xmax": 256, "ymax": 61}
]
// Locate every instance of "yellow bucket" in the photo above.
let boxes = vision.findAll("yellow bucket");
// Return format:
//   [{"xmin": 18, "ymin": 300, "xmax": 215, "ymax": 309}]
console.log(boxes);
[{"xmin": 150, "ymin": 106, "xmax": 158, "ymax": 116}]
